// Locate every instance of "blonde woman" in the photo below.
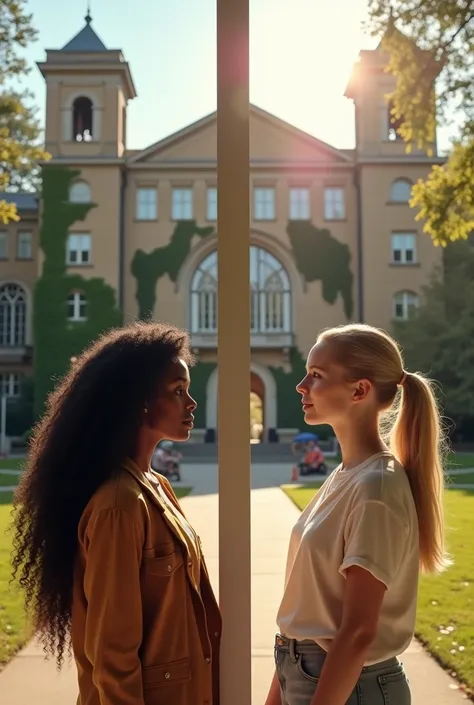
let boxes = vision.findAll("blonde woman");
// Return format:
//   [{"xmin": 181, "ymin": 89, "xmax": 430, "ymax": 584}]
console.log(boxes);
[{"xmin": 265, "ymin": 324, "xmax": 447, "ymax": 705}]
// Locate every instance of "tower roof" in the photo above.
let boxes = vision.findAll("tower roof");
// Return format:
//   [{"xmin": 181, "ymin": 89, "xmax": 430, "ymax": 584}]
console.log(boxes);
[{"xmin": 61, "ymin": 12, "xmax": 107, "ymax": 52}]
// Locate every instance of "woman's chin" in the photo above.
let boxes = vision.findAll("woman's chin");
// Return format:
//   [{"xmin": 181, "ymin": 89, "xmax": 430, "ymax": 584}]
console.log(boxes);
[{"xmin": 303, "ymin": 410, "xmax": 320, "ymax": 425}]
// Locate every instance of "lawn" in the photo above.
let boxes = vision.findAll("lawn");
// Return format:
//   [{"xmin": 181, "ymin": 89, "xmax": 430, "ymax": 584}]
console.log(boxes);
[
  {"xmin": 0, "ymin": 486, "xmax": 192, "ymax": 668},
  {"xmin": 449, "ymin": 473, "xmax": 474, "ymax": 485},
  {"xmin": 283, "ymin": 484, "xmax": 474, "ymax": 696},
  {"xmin": 448, "ymin": 452, "xmax": 474, "ymax": 470}
]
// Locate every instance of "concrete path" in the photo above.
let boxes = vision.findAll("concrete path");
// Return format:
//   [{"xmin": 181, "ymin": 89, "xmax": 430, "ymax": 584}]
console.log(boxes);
[{"xmin": 0, "ymin": 463, "xmax": 470, "ymax": 703}]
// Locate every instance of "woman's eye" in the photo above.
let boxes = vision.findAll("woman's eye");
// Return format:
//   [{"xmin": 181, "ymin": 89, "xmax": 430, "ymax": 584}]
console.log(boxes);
[
  {"xmin": 175, "ymin": 388, "xmax": 184, "ymax": 396},
  {"xmin": 312, "ymin": 372, "xmax": 320, "ymax": 378}
]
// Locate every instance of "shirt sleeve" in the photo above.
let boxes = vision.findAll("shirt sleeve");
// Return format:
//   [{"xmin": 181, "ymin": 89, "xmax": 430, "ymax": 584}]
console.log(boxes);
[
  {"xmin": 339, "ymin": 500, "xmax": 409, "ymax": 588},
  {"xmin": 82, "ymin": 508, "xmax": 145, "ymax": 705}
]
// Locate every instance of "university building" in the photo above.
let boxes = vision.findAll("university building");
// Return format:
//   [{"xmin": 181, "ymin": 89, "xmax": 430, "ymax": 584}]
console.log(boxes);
[{"xmin": 0, "ymin": 14, "xmax": 443, "ymax": 441}]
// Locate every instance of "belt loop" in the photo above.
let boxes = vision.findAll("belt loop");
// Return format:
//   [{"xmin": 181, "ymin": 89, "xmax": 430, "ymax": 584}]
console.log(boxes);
[{"xmin": 289, "ymin": 639, "xmax": 298, "ymax": 663}]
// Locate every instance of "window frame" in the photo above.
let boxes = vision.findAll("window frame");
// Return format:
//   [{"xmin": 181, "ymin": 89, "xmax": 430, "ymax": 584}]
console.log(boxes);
[
  {"xmin": 0, "ymin": 231, "xmax": 8, "ymax": 259},
  {"xmin": 136, "ymin": 187, "xmax": 158, "ymax": 221},
  {"xmin": 67, "ymin": 292, "xmax": 87, "ymax": 322},
  {"xmin": 254, "ymin": 187, "xmax": 276, "ymax": 221},
  {"xmin": 17, "ymin": 231, "xmax": 33, "ymax": 260},
  {"xmin": 391, "ymin": 232, "xmax": 417, "ymax": 265},
  {"xmin": 393, "ymin": 291, "xmax": 419, "ymax": 320},
  {"xmin": 66, "ymin": 233, "xmax": 92, "ymax": 266},
  {"xmin": 324, "ymin": 186, "xmax": 345, "ymax": 220},
  {"xmin": 289, "ymin": 187, "xmax": 310, "ymax": 220},
  {"xmin": 172, "ymin": 187, "xmax": 194, "ymax": 221},
  {"xmin": 207, "ymin": 186, "xmax": 217, "ymax": 221}
]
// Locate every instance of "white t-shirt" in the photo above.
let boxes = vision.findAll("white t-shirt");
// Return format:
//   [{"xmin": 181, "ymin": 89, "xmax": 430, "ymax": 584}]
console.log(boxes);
[{"xmin": 276, "ymin": 451, "xmax": 419, "ymax": 665}]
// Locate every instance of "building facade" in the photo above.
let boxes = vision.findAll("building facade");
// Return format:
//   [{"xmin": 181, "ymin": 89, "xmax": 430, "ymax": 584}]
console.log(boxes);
[{"xmin": 0, "ymin": 15, "xmax": 443, "ymax": 440}]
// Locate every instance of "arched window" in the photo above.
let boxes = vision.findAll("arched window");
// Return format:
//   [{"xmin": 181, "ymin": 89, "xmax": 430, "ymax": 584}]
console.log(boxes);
[
  {"xmin": 69, "ymin": 181, "xmax": 92, "ymax": 203},
  {"xmin": 72, "ymin": 97, "xmax": 93, "ymax": 142},
  {"xmin": 67, "ymin": 292, "xmax": 87, "ymax": 321},
  {"xmin": 190, "ymin": 246, "xmax": 291, "ymax": 333},
  {"xmin": 0, "ymin": 283, "xmax": 27, "ymax": 346},
  {"xmin": 390, "ymin": 179, "xmax": 412, "ymax": 203},
  {"xmin": 393, "ymin": 291, "xmax": 419, "ymax": 320}
]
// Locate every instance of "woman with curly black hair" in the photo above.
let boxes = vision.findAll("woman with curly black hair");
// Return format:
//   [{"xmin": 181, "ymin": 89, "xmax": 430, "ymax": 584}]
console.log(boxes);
[{"xmin": 11, "ymin": 321, "xmax": 221, "ymax": 705}]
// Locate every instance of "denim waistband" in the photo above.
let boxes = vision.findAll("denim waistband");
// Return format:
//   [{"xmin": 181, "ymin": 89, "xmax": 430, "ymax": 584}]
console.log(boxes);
[{"xmin": 274, "ymin": 633, "xmax": 399, "ymax": 673}]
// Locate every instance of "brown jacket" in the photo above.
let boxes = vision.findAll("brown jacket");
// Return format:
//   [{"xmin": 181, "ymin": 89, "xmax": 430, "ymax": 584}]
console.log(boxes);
[{"xmin": 72, "ymin": 460, "xmax": 221, "ymax": 705}]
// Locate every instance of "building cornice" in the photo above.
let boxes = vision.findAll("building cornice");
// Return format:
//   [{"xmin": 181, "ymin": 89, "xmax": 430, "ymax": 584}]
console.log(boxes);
[{"xmin": 39, "ymin": 158, "xmax": 125, "ymax": 167}]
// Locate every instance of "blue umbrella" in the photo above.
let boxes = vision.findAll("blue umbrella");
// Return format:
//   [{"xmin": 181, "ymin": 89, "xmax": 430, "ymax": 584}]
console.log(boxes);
[{"xmin": 292, "ymin": 432, "xmax": 319, "ymax": 443}]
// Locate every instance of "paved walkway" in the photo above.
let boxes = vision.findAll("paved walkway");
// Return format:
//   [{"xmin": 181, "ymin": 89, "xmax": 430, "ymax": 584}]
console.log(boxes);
[{"xmin": 0, "ymin": 463, "xmax": 470, "ymax": 703}]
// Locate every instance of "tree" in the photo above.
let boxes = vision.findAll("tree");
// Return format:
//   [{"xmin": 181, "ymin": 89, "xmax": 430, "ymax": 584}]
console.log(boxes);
[
  {"xmin": 367, "ymin": 1, "xmax": 474, "ymax": 245},
  {"xmin": 0, "ymin": 0, "xmax": 49, "ymax": 223},
  {"xmin": 394, "ymin": 238, "xmax": 474, "ymax": 420}
]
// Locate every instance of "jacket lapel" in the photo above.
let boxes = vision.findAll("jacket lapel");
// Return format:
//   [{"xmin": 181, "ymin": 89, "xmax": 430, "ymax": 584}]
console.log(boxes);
[{"xmin": 121, "ymin": 459, "xmax": 190, "ymax": 555}]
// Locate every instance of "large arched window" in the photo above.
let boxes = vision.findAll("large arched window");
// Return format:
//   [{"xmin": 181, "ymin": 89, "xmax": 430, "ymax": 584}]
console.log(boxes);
[
  {"xmin": 69, "ymin": 180, "xmax": 92, "ymax": 203},
  {"xmin": 190, "ymin": 246, "xmax": 291, "ymax": 333},
  {"xmin": 0, "ymin": 283, "xmax": 27, "ymax": 345},
  {"xmin": 72, "ymin": 96, "xmax": 93, "ymax": 142},
  {"xmin": 390, "ymin": 179, "xmax": 412, "ymax": 203}
]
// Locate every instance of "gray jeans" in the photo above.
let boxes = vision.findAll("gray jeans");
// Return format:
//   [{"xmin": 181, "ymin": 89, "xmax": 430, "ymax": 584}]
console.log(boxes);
[{"xmin": 275, "ymin": 635, "xmax": 411, "ymax": 705}]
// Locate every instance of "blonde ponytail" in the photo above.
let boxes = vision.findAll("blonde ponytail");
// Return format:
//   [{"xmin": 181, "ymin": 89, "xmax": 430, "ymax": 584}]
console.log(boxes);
[
  {"xmin": 319, "ymin": 324, "xmax": 449, "ymax": 575},
  {"xmin": 390, "ymin": 372, "xmax": 448, "ymax": 573}
]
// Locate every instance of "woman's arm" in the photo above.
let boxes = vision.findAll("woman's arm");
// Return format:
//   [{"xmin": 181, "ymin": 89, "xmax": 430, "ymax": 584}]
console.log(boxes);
[
  {"xmin": 83, "ymin": 508, "xmax": 145, "ymax": 705},
  {"xmin": 310, "ymin": 565, "xmax": 386, "ymax": 705},
  {"xmin": 264, "ymin": 669, "xmax": 282, "ymax": 705}
]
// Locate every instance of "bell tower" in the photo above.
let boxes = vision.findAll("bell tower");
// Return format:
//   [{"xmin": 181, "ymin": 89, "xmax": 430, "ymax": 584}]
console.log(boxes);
[
  {"xmin": 344, "ymin": 41, "xmax": 436, "ymax": 158},
  {"xmin": 37, "ymin": 12, "xmax": 137, "ymax": 158}
]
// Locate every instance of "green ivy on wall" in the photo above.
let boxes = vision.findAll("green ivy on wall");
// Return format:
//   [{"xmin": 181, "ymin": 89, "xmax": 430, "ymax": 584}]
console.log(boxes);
[
  {"xmin": 269, "ymin": 347, "xmax": 332, "ymax": 439},
  {"xmin": 189, "ymin": 360, "xmax": 216, "ymax": 428},
  {"xmin": 287, "ymin": 221, "xmax": 354, "ymax": 319},
  {"xmin": 34, "ymin": 165, "xmax": 122, "ymax": 415},
  {"xmin": 131, "ymin": 221, "xmax": 215, "ymax": 320}
]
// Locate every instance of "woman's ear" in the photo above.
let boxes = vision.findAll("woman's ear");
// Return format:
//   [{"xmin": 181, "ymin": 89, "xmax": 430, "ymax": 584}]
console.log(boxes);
[{"xmin": 352, "ymin": 379, "xmax": 371, "ymax": 403}]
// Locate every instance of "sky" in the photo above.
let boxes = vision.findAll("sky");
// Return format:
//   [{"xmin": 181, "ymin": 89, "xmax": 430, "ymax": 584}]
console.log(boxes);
[{"xmin": 22, "ymin": 0, "xmax": 450, "ymax": 152}]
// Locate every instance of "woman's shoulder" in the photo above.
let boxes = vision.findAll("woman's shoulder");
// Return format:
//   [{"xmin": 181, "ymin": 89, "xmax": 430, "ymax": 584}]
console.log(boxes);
[
  {"xmin": 85, "ymin": 468, "xmax": 147, "ymax": 519},
  {"xmin": 352, "ymin": 453, "xmax": 412, "ymax": 509}
]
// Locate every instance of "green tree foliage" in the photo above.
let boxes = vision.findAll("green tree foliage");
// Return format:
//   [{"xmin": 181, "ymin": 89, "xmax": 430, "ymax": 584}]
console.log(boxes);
[
  {"xmin": 394, "ymin": 237, "xmax": 474, "ymax": 415},
  {"xmin": 368, "ymin": 1, "xmax": 474, "ymax": 244},
  {"xmin": 0, "ymin": 0, "xmax": 49, "ymax": 222}
]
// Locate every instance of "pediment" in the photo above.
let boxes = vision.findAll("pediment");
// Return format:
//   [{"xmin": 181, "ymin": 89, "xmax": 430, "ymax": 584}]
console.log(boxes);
[{"xmin": 129, "ymin": 105, "xmax": 352, "ymax": 165}]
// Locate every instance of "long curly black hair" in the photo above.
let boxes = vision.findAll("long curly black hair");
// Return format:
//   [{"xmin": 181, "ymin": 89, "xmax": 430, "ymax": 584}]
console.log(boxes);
[{"xmin": 10, "ymin": 321, "xmax": 194, "ymax": 667}]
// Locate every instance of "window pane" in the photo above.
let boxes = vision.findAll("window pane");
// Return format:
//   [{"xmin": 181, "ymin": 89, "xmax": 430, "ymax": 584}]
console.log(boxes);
[
  {"xmin": 390, "ymin": 180, "xmax": 411, "ymax": 202},
  {"xmin": 136, "ymin": 188, "xmax": 157, "ymax": 220},
  {"xmin": 254, "ymin": 188, "xmax": 275, "ymax": 220},
  {"xmin": 207, "ymin": 187, "xmax": 217, "ymax": 220},
  {"xmin": 289, "ymin": 188, "xmax": 310, "ymax": 220},
  {"xmin": 172, "ymin": 188, "xmax": 193, "ymax": 220},
  {"xmin": 324, "ymin": 188, "xmax": 345, "ymax": 219},
  {"xmin": 17, "ymin": 232, "xmax": 32, "ymax": 259},
  {"xmin": 0, "ymin": 232, "xmax": 7, "ymax": 259},
  {"xmin": 69, "ymin": 181, "xmax": 91, "ymax": 203}
]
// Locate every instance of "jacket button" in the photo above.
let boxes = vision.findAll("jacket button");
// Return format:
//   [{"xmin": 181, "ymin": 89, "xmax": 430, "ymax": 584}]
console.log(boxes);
[
  {"xmin": 205, "ymin": 657, "xmax": 211, "ymax": 663},
  {"xmin": 164, "ymin": 672, "xmax": 171, "ymax": 679},
  {"xmin": 214, "ymin": 632, "xmax": 219, "ymax": 638},
  {"xmin": 167, "ymin": 565, "xmax": 172, "ymax": 572}
]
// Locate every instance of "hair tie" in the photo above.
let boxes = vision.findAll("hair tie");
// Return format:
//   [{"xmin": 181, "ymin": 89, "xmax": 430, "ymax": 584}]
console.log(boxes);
[{"xmin": 398, "ymin": 370, "xmax": 408, "ymax": 387}]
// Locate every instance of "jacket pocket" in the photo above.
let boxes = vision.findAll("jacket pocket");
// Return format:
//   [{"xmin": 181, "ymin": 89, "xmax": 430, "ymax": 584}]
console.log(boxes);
[
  {"xmin": 143, "ymin": 550, "xmax": 183, "ymax": 576},
  {"xmin": 142, "ymin": 658, "xmax": 191, "ymax": 690}
]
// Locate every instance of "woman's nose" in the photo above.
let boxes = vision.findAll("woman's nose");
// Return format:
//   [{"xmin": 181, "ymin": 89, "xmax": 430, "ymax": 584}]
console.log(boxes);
[{"xmin": 296, "ymin": 376, "xmax": 309, "ymax": 394}]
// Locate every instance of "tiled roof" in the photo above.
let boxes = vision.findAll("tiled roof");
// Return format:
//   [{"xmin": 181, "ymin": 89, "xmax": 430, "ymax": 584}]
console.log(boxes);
[{"xmin": 61, "ymin": 14, "xmax": 107, "ymax": 52}]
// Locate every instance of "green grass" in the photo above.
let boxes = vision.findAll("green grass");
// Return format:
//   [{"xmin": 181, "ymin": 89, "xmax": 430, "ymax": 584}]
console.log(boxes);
[
  {"xmin": 0, "ymin": 485, "xmax": 192, "ymax": 668},
  {"xmin": 283, "ymin": 484, "xmax": 474, "ymax": 696},
  {"xmin": 0, "ymin": 459, "xmax": 24, "ymax": 470},
  {"xmin": 448, "ymin": 452, "xmax": 474, "ymax": 470},
  {"xmin": 449, "ymin": 473, "xmax": 474, "ymax": 485}
]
